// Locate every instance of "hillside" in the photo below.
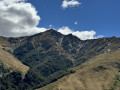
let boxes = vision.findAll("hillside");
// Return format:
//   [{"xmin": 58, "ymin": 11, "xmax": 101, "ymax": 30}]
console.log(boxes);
[
  {"xmin": 0, "ymin": 36, "xmax": 29, "ymax": 76},
  {"xmin": 38, "ymin": 48, "xmax": 120, "ymax": 90},
  {"xmin": 0, "ymin": 44, "xmax": 29, "ymax": 78},
  {"xmin": 0, "ymin": 29, "xmax": 120, "ymax": 90}
]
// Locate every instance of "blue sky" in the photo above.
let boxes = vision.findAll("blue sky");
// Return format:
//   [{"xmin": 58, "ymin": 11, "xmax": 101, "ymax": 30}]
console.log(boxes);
[
  {"xmin": 0, "ymin": 0, "xmax": 119, "ymax": 40},
  {"xmin": 27, "ymin": 0, "xmax": 120, "ymax": 37}
]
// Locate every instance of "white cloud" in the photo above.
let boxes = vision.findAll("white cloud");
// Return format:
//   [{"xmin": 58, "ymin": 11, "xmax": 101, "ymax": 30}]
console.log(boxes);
[
  {"xmin": 57, "ymin": 26, "xmax": 102, "ymax": 40},
  {"xmin": 0, "ymin": 0, "xmax": 102, "ymax": 40},
  {"xmin": 0, "ymin": 0, "xmax": 47, "ymax": 37},
  {"xmin": 49, "ymin": 25, "xmax": 52, "ymax": 28},
  {"xmin": 74, "ymin": 21, "xmax": 78, "ymax": 25},
  {"xmin": 61, "ymin": 0, "xmax": 81, "ymax": 9},
  {"xmin": 1, "ymin": 0, "xmax": 25, "ymax": 4},
  {"xmin": 95, "ymin": 35, "xmax": 104, "ymax": 39}
]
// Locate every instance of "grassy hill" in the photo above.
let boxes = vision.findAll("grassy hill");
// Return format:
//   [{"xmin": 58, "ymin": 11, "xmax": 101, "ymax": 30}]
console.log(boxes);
[{"xmin": 38, "ymin": 48, "xmax": 120, "ymax": 90}]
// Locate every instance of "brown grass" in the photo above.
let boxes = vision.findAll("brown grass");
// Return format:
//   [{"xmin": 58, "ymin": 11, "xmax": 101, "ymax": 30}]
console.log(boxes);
[
  {"xmin": 0, "ymin": 45, "xmax": 29, "ymax": 78},
  {"xmin": 37, "ymin": 49, "xmax": 120, "ymax": 90}
]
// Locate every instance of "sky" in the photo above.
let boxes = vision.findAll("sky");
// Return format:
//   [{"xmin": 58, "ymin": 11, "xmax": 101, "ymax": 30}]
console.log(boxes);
[{"xmin": 0, "ymin": 0, "xmax": 120, "ymax": 40}]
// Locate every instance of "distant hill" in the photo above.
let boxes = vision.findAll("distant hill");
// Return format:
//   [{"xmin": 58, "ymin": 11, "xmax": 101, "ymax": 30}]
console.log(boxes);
[{"xmin": 0, "ymin": 29, "xmax": 120, "ymax": 90}]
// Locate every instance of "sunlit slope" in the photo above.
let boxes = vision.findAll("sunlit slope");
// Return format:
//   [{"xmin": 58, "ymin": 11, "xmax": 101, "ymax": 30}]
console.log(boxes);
[
  {"xmin": 38, "ymin": 49, "xmax": 120, "ymax": 90},
  {"xmin": 0, "ymin": 45, "xmax": 29, "ymax": 78}
]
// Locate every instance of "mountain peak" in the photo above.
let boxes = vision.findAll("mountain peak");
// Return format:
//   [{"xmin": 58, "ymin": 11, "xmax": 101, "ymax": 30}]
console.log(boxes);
[
  {"xmin": 45, "ymin": 29, "xmax": 59, "ymax": 34},
  {"xmin": 47, "ymin": 29, "xmax": 56, "ymax": 32},
  {"xmin": 43, "ymin": 29, "xmax": 63, "ymax": 38}
]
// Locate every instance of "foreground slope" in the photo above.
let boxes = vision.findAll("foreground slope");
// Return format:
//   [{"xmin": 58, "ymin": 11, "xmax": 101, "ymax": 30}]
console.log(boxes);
[{"xmin": 38, "ymin": 48, "xmax": 120, "ymax": 90}]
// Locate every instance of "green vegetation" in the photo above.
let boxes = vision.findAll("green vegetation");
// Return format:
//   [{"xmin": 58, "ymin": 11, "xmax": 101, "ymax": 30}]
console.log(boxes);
[
  {"xmin": 0, "ymin": 72, "xmax": 22, "ymax": 90},
  {"xmin": 0, "ymin": 63, "xmax": 10, "ymax": 77},
  {"xmin": 0, "ymin": 69, "xmax": 75, "ymax": 90},
  {"xmin": 111, "ymin": 74, "xmax": 120, "ymax": 90}
]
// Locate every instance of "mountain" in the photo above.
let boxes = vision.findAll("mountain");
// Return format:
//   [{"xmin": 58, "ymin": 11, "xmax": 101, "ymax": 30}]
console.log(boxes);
[
  {"xmin": 0, "ymin": 29, "xmax": 120, "ymax": 90},
  {"xmin": 38, "ymin": 48, "xmax": 120, "ymax": 90}
]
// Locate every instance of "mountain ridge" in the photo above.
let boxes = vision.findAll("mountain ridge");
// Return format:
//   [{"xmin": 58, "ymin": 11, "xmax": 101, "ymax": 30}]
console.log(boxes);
[{"xmin": 0, "ymin": 29, "xmax": 120, "ymax": 90}]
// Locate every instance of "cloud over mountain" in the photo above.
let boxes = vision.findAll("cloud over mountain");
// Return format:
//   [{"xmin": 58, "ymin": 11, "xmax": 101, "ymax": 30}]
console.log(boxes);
[
  {"xmin": 0, "ymin": 0, "xmax": 46, "ymax": 37},
  {"xmin": 58, "ymin": 26, "xmax": 97, "ymax": 40},
  {"xmin": 0, "ymin": 0, "xmax": 102, "ymax": 40}
]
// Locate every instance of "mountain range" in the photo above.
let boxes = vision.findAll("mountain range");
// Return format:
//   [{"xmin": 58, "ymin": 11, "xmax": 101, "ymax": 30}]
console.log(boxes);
[{"xmin": 0, "ymin": 29, "xmax": 120, "ymax": 90}]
